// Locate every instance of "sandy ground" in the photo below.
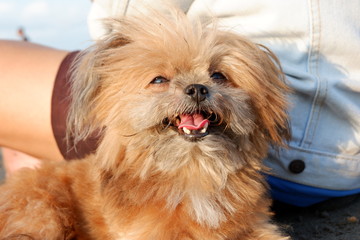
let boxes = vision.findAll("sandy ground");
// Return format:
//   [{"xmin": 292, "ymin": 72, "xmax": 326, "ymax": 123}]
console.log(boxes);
[
  {"xmin": 274, "ymin": 199, "xmax": 360, "ymax": 239},
  {"xmin": 0, "ymin": 150, "xmax": 359, "ymax": 239}
]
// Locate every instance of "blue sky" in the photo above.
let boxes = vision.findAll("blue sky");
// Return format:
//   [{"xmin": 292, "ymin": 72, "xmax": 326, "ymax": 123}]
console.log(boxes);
[{"xmin": 0, "ymin": 0, "xmax": 92, "ymax": 50}]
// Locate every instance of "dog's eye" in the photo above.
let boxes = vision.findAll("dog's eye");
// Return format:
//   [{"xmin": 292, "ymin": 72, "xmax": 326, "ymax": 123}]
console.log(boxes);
[
  {"xmin": 150, "ymin": 76, "xmax": 170, "ymax": 84},
  {"xmin": 210, "ymin": 72, "xmax": 227, "ymax": 83}
]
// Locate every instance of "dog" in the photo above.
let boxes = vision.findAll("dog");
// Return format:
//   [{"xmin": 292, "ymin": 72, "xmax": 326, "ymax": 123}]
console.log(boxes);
[{"xmin": 0, "ymin": 8, "xmax": 290, "ymax": 240}]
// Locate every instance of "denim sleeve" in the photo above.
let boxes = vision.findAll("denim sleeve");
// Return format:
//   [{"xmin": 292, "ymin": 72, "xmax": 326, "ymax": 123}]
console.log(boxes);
[{"xmin": 263, "ymin": 0, "xmax": 360, "ymax": 191}]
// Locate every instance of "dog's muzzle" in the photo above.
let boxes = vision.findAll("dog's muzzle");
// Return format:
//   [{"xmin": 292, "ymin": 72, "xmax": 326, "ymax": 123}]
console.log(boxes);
[{"xmin": 161, "ymin": 84, "xmax": 224, "ymax": 141}]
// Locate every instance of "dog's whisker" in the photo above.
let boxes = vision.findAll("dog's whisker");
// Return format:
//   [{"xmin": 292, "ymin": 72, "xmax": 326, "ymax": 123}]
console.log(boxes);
[
  {"xmin": 163, "ymin": 120, "xmax": 172, "ymax": 130},
  {"xmin": 121, "ymin": 132, "xmax": 140, "ymax": 137}
]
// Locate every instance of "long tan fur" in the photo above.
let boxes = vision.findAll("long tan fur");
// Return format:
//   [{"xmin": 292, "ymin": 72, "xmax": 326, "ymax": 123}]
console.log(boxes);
[{"xmin": 0, "ymin": 8, "xmax": 290, "ymax": 240}]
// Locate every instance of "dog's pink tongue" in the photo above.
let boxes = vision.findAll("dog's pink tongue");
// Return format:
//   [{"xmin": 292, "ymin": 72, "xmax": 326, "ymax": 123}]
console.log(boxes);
[{"xmin": 178, "ymin": 114, "xmax": 209, "ymax": 130}]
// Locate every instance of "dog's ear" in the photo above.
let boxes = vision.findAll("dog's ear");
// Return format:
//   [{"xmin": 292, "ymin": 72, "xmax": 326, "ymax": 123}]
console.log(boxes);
[
  {"xmin": 67, "ymin": 31, "xmax": 132, "ymax": 146},
  {"xmin": 218, "ymin": 34, "xmax": 291, "ymax": 146},
  {"xmin": 251, "ymin": 44, "xmax": 291, "ymax": 146}
]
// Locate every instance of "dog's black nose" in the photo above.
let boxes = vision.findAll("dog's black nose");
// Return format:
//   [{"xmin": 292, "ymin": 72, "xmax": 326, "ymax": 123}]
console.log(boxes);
[{"xmin": 184, "ymin": 84, "xmax": 209, "ymax": 102}]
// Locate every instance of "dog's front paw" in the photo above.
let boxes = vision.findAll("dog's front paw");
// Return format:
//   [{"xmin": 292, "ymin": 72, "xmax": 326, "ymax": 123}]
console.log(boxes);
[
  {"xmin": 0, "ymin": 195, "xmax": 75, "ymax": 240},
  {"xmin": 0, "ymin": 170, "xmax": 76, "ymax": 240}
]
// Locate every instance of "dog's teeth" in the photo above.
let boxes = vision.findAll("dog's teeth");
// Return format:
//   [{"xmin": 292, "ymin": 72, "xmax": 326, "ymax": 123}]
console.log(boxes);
[
  {"xmin": 183, "ymin": 127, "xmax": 191, "ymax": 134},
  {"xmin": 200, "ymin": 122, "xmax": 209, "ymax": 133}
]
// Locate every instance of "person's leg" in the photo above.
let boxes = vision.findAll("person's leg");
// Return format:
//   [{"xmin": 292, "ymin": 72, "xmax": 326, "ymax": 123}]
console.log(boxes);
[{"xmin": 0, "ymin": 40, "xmax": 68, "ymax": 166}]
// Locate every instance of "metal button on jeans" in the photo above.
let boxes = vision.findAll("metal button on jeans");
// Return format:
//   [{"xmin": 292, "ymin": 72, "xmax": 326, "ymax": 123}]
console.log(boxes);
[{"xmin": 288, "ymin": 160, "xmax": 305, "ymax": 174}]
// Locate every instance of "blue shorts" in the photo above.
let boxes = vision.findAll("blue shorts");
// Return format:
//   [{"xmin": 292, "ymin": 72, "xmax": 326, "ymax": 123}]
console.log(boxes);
[{"xmin": 267, "ymin": 175, "xmax": 360, "ymax": 207}]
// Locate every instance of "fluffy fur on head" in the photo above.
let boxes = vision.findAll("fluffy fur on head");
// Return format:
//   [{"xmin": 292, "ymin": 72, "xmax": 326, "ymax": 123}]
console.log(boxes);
[{"xmin": 0, "ymin": 8, "xmax": 290, "ymax": 240}]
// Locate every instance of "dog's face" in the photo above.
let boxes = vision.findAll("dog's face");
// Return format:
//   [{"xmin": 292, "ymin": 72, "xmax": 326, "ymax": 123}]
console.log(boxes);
[
  {"xmin": 69, "ymin": 10, "xmax": 289, "ymax": 179},
  {"xmin": 68, "ymin": 9, "xmax": 290, "ymax": 228}
]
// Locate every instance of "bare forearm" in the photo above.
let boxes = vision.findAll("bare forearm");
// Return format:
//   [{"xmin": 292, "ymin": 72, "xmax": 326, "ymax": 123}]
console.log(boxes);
[{"xmin": 0, "ymin": 40, "xmax": 68, "ymax": 161}]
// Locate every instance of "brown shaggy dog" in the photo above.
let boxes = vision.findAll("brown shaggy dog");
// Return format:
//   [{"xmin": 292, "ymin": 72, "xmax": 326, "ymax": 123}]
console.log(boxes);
[{"xmin": 0, "ymin": 9, "xmax": 290, "ymax": 240}]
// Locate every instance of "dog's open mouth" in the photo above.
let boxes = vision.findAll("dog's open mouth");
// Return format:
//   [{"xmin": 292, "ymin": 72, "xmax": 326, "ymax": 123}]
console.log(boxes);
[
  {"xmin": 163, "ymin": 111, "xmax": 221, "ymax": 141},
  {"xmin": 178, "ymin": 113, "xmax": 210, "ymax": 140}
]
